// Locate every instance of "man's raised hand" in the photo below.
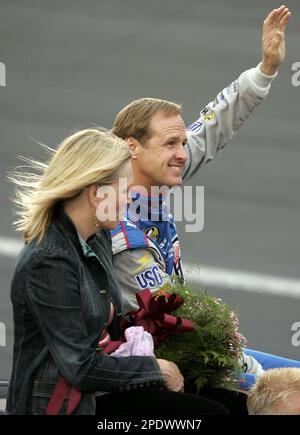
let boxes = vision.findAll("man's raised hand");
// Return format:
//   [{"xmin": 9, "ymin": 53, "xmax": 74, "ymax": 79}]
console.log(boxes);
[{"xmin": 261, "ymin": 5, "xmax": 291, "ymax": 75}]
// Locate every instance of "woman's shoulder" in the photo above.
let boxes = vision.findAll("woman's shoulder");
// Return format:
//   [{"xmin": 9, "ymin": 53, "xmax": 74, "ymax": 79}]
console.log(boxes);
[
  {"xmin": 11, "ymin": 235, "xmax": 80, "ymax": 304},
  {"xmin": 18, "ymin": 223, "xmax": 80, "ymax": 269}
]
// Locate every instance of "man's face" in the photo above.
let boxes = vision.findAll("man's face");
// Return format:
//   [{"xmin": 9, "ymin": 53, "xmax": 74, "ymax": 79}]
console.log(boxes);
[{"xmin": 133, "ymin": 112, "xmax": 188, "ymax": 189}]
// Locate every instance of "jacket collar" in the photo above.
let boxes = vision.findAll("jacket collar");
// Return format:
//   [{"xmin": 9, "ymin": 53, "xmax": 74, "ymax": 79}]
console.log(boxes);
[{"xmin": 54, "ymin": 202, "xmax": 98, "ymax": 257}]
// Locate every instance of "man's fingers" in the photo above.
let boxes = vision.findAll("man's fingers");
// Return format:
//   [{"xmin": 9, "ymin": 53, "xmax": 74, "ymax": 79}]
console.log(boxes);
[
  {"xmin": 279, "ymin": 10, "xmax": 291, "ymax": 29},
  {"xmin": 264, "ymin": 9, "xmax": 277, "ymax": 26},
  {"xmin": 275, "ymin": 7, "xmax": 290, "ymax": 28},
  {"xmin": 264, "ymin": 6, "xmax": 291, "ymax": 34},
  {"xmin": 264, "ymin": 6, "xmax": 285, "ymax": 26},
  {"xmin": 277, "ymin": 7, "xmax": 290, "ymax": 22}
]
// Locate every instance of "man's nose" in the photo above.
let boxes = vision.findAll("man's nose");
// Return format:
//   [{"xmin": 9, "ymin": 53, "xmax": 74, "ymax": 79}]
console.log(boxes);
[{"xmin": 175, "ymin": 144, "xmax": 187, "ymax": 161}]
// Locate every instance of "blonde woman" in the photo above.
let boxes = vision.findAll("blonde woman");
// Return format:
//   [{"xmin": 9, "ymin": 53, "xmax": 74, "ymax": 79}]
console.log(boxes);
[{"xmin": 6, "ymin": 129, "xmax": 227, "ymax": 415}]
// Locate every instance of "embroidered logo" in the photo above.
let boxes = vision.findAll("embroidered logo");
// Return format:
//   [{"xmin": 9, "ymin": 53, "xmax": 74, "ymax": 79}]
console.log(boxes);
[
  {"xmin": 134, "ymin": 253, "xmax": 152, "ymax": 272},
  {"xmin": 187, "ymin": 120, "xmax": 204, "ymax": 133},
  {"xmin": 200, "ymin": 106, "xmax": 216, "ymax": 122},
  {"xmin": 145, "ymin": 226, "xmax": 159, "ymax": 241},
  {"xmin": 135, "ymin": 265, "xmax": 164, "ymax": 289}
]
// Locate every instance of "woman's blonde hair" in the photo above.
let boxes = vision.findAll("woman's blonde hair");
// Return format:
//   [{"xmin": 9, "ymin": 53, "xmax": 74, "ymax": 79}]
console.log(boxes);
[{"xmin": 9, "ymin": 128, "xmax": 131, "ymax": 243}]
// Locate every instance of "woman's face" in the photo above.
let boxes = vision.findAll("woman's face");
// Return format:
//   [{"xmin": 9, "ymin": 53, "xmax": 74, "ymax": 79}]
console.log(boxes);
[{"xmin": 96, "ymin": 160, "xmax": 133, "ymax": 230}]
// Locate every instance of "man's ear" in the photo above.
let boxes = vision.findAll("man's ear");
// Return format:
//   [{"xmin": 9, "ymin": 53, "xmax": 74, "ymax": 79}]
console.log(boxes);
[
  {"xmin": 87, "ymin": 184, "xmax": 99, "ymax": 208},
  {"xmin": 125, "ymin": 137, "xmax": 140, "ymax": 160}
]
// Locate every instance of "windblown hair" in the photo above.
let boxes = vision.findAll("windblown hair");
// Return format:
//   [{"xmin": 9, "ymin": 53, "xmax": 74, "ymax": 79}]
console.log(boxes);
[
  {"xmin": 9, "ymin": 129, "xmax": 131, "ymax": 244},
  {"xmin": 247, "ymin": 367, "xmax": 300, "ymax": 415},
  {"xmin": 111, "ymin": 98, "xmax": 181, "ymax": 144}
]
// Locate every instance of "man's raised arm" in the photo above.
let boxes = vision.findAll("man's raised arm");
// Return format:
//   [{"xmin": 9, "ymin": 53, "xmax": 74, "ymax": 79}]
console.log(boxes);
[{"xmin": 183, "ymin": 6, "xmax": 291, "ymax": 181}]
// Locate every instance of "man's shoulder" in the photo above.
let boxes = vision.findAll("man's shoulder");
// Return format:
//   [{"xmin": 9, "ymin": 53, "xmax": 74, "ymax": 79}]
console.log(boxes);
[{"xmin": 111, "ymin": 219, "xmax": 150, "ymax": 255}]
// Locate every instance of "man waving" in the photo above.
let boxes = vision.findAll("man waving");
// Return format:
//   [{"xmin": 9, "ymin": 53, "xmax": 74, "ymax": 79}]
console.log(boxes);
[{"xmin": 110, "ymin": 6, "xmax": 291, "ymax": 315}]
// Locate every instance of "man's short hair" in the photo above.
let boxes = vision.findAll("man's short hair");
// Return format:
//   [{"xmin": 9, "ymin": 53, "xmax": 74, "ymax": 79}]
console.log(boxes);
[
  {"xmin": 111, "ymin": 98, "xmax": 181, "ymax": 144},
  {"xmin": 247, "ymin": 367, "xmax": 300, "ymax": 415}
]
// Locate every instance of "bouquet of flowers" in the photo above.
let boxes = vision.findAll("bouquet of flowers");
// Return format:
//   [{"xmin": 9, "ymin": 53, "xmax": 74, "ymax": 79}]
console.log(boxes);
[{"xmin": 126, "ymin": 281, "xmax": 247, "ymax": 392}]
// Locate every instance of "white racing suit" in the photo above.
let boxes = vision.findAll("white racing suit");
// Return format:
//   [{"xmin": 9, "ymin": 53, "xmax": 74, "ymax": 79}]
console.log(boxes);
[{"xmin": 111, "ymin": 64, "xmax": 300, "ymax": 387}]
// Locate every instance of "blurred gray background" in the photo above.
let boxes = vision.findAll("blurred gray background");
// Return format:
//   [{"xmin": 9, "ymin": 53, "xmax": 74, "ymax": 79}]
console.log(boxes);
[{"xmin": 0, "ymin": 0, "xmax": 300, "ymax": 380}]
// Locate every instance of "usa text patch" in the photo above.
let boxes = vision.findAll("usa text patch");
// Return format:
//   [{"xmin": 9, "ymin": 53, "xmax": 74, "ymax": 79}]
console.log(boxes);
[{"xmin": 135, "ymin": 265, "xmax": 164, "ymax": 289}]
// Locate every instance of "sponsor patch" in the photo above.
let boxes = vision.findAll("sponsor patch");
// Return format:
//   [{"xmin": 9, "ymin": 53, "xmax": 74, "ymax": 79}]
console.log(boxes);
[
  {"xmin": 219, "ymin": 92, "xmax": 225, "ymax": 101},
  {"xmin": 135, "ymin": 265, "xmax": 164, "ymax": 290},
  {"xmin": 134, "ymin": 253, "xmax": 152, "ymax": 272},
  {"xmin": 200, "ymin": 106, "xmax": 216, "ymax": 122},
  {"xmin": 187, "ymin": 120, "xmax": 204, "ymax": 133},
  {"xmin": 226, "ymin": 80, "xmax": 238, "ymax": 95},
  {"xmin": 145, "ymin": 226, "xmax": 159, "ymax": 241}
]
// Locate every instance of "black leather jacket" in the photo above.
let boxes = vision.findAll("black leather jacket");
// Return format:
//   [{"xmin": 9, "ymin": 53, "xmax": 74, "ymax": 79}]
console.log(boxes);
[{"xmin": 6, "ymin": 204, "xmax": 162, "ymax": 414}]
